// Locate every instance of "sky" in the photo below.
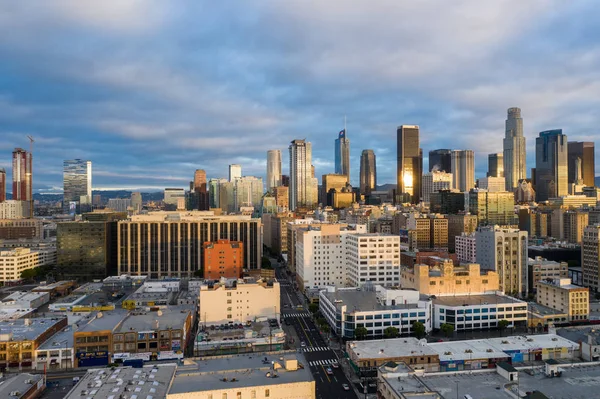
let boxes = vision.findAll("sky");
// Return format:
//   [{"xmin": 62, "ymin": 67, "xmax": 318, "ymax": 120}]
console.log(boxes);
[{"xmin": 0, "ymin": 1, "xmax": 599, "ymax": 193}]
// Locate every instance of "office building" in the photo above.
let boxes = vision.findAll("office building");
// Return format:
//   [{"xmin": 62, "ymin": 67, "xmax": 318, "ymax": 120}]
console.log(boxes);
[
  {"xmin": 455, "ymin": 232, "xmax": 477, "ymax": 263},
  {"xmin": 203, "ymin": 239, "xmax": 244, "ymax": 279},
  {"xmin": 117, "ymin": 212, "xmax": 262, "ymax": 278},
  {"xmin": 568, "ymin": 141, "xmax": 595, "ymax": 187},
  {"xmin": 106, "ymin": 198, "xmax": 131, "ymax": 213},
  {"xmin": 234, "ymin": 176, "xmax": 263, "ymax": 211},
  {"xmin": 406, "ymin": 213, "xmax": 448, "ymax": 251},
  {"xmin": 583, "ymin": 225, "xmax": 600, "ymax": 292},
  {"xmin": 397, "ymin": 125, "xmax": 423, "ymax": 204},
  {"xmin": 447, "ymin": 213, "xmax": 478, "ymax": 252},
  {"xmin": 270, "ymin": 213, "xmax": 295, "ymax": 255},
  {"xmin": 164, "ymin": 188, "xmax": 185, "ymax": 206},
  {"xmin": 321, "ymin": 173, "xmax": 348, "ymax": 207},
  {"xmin": 477, "ymin": 176, "xmax": 506, "ymax": 192},
  {"xmin": 430, "ymin": 190, "xmax": 466, "ymax": 214},
  {"xmin": 193, "ymin": 169, "xmax": 209, "ymax": 211},
  {"xmin": 130, "ymin": 192, "xmax": 142, "ymax": 213},
  {"xmin": 422, "ymin": 171, "xmax": 453, "ymax": 203},
  {"xmin": 0, "ymin": 219, "xmax": 43, "ymax": 239},
  {"xmin": 547, "ymin": 194, "xmax": 596, "ymax": 208},
  {"xmin": 451, "ymin": 149, "xmax": 475, "ymax": 192},
  {"xmin": 476, "ymin": 226, "xmax": 528, "ymax": 296},
  {"xmin": 528, "ymin": 257, "xmax": 568, "ymax": 292},
  {"xmin": 266, "ymin": 149, "xmax": 282, "ymax": 192},
  {"xmin": 503, "ymin": 107, "xmax": 526, "ymax": 191},
  {"xmin": 199, "ymin": 278, "xmax": 280, "ymax": 325},
  {"xmin": 0, "ymin": 247, "xmax": 55, "ymax": 283},
  {"xmin": 429, "ymin": 149, "xmax": 452, "ymax": 173},
  {"xmin": 346, "ymin": 234, "xmax": 401, "ymax": 287},
  {"xmin": 535, "ymin": 129, "xmax": 568, "ymax": 201},
  {"xmin": 275, "ymin": 186, "xmax": 289, "ymax": 212},
  {"xmin": 0, "ymin": 168, "xmax": 5, "ymax": 202},
  {"xmin": 229, "ymin": 164, "xmax": 242, "ymax": 181},
  {"xmin": 12, "ymin": 148, "xmax": 32, "ymax": 202},
  {"xmin": 562, "ymin": 210, "xmax": 588, "ymax": 244},
  {"xmin": 537, "ymin": 278, "xmax": 589, "ymax": 322},
  {"xmin": 469, "ymin": 189, "xmax": 515, "ymax": 226},
  {"xmin": 360, "ymin": 149, "xmax": 377, "ymax": 196},
  {"xmin": 289, "ymin": 139, "xmax": 317, "ymax": 210},
  {"xmin": 208, "ymin": 178, "xmax": 227, "ymax": 209},
  {"xmin": 63, "ymin": 159, "xmax": 92, "ymax": 208},
  {"xmin": 334, "ymin": 128, "xmax": 350, "ymax": 180},
  {"xmin": 0, "ymin": 200, "xmax": 30, "ymax": 219},
  {"xmin": 487, "ymin": 153, "xmax": 504, "ymax": 178},
  {"xmin": 347, "ymin": 337, "xmax": 439, "ymax": 372}
]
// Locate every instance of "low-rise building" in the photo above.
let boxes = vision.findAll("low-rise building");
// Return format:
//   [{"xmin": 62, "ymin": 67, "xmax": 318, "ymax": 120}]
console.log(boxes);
[
  {"xmin": 1, "ymin": 291, "xmax": 49, "ymax": 309},
  {"xmin": 0, "ymin": 373, "xmax": 46, "ymax": 399},
  {"xmin": 35, "ymin": 324, "xmax": 74, "ymax": 371},
  {"xmin": 557, "ymin": 326, "xmax": 600, "ymax": 361},
  {"xmin": 0, "ymin": 248, "xmax": 54, "ymax": 283},
  {"xmin": 528, "ymin": 257, "xmax": 568, "ymax": 292},
  {"xmin": 195, "ymin": 320, "xmax": 285, "ymax": 356},
  {"xmin": 346, "ymin": 338, "xmax": 440, "ymax": 373},
  {"xmin": 74, "ymin": 310, "xmax": 126, "ymax": 368},
  {"xmin": 377, "ymin": 362, "xmax": 443, "ymax": 399},
  {"xmin": 0, "ymin": 219, "xmax": 44, "ymax": 240},
  {"xmin": 536, "ymin": 278, "xmax": 589, "ymax": 322},
  {"xmin": 455, "ymin": 232, "xmax": 477, "ymax": 263},
  {"xmin": 528, "ymin": 302, "xmax": 569, "ymax": 328},
  {"xmin": 32, "ymin": 280, "xmax": 76, "ymax": 298}
]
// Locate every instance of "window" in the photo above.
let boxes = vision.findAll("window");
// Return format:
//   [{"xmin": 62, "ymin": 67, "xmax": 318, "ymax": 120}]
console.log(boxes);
[
  {"xmin": 265, "ymin": 389, "xmax": 270, "ymax": 397},
  {"xmin": 251, "ymin": 391, "xmax": 256, "ymax": 399},
  {"xmin": 237, "ymin": 393, "xmax": 241, "ymax": 399},
  {"xmin": 223, "ymin": 394, "xmax": 227, "ymax": 399}
]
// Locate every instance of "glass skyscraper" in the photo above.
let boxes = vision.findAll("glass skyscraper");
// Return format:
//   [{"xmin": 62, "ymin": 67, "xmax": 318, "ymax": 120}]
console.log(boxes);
[
  {"xmin": 503, "ymin": 107, "xmax": 526, "ymax": 191},
  {"xmin": 63, "ymin": 159, "xmax": 92, "ymax": 206},
  {"xmin": 397, "ymin": 125, "xmax": 422, "ymax": 204},
  {"xmin": 334, "ymin": 129, "xmax": 350, "ymax": 181},
  {"xmin": 535, "ymin": 129, "xmax": 568, "ymax": 201},
  {"xmin": 359, "ymin": 149, "xmax": 377, "ymax": 196}
]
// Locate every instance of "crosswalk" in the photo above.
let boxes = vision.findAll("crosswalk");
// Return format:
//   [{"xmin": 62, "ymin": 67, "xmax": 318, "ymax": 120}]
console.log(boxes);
[
  {"xmin": 302, "ymin": 346, "xmax": 330, "ymax": 352},
  {"xmin": 282, "ymin": 312, "xmax": 311, "ymax": 318},
  {"xmin": 308, "ymin": 359, "xmax": 338, "ymax": 367}
]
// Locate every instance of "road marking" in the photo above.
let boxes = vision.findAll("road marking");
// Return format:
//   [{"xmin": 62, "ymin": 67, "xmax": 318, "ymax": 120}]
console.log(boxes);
[
  {"xmin": 298, "ymin": 316, "xmax": 313, "ymax": 346},
  {"xmin": 321, "ymin": 365, "xmax": 331, "ymax": 382},
  {"xmin": 303, "ymin": 346, "xmax": 330, "ymax": 352},
  {"xmin": 283, "ymin": 312, "xmax": 311, "ymax": 318},
  {"xmin": 308, "ymin": 359, "xmax": 338, "ymax": 367}
]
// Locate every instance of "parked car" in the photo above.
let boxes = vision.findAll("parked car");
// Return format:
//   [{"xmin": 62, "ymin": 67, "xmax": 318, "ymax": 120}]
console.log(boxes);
[{"xmin": 342, "ymin": 383, "xmax": 350, "ymax": 391}]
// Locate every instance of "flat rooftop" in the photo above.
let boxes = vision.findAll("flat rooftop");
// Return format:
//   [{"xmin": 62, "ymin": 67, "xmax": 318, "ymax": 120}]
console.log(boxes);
[
  {"xmin": 528, "ymin": 302, "xmax": 567, "ymax": 317},
  {"xmin": 2, "ymin": 290, "xmax": 48, "ymax": 304},
  {"xmin": 114, "ymin": 307, "xmax": 191, "ymax": 333},
  {"xmin": 0, "ymin": 317, "xmax": 66, "ymax": 341},
  {"xmin": 65, "ymin": 364, "xmax": 177, "ymax": 399},
  {"xmin": 169, "ymin": 351, "xmax": 314, "ymax": 393},
  {"xmin": 322, "ymin": 289, "xmax": 423, "ymax": 312},
  {"xmin": 32, "ymin": 280, "xmax": 75, "ymax": 291},
  {"xmin": 557, "ymin": 326, "xmax": 600, "ymax": 345},
  {"xmin": 379, "ymin": 363, "xmax": 442, "ymax": 399},
  {"xmin": 433, "ymin": 294, "xmax": 525, "ymax": 307},
  {"xmin": 76, "ymin": 310, "xmax": 128, "ymax": 333},
  {"xmin": 348, "ymin": 338, "xmax": 438, "ymax": 359},
  {"xmin": 0, "ymin": 373, "xmax": 44, "ymax": 398},
  {"xmin": 428, "ymin": 339, "xmax": 509, "ymax": 362},
  {"xmin": 37, "ymin": 324, "xmax": 74, "ymax": 350}
]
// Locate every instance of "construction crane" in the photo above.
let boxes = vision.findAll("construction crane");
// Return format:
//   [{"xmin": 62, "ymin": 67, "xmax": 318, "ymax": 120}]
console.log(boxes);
[{"xmin": 27, "ymin": 135, "xmax": 34, "ymax": 218}]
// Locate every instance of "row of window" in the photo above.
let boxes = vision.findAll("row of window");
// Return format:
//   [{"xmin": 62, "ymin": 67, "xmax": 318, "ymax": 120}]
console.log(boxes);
[{"xmin": 355, "ymin": 312, "xmax": 426, "ymax": 320}]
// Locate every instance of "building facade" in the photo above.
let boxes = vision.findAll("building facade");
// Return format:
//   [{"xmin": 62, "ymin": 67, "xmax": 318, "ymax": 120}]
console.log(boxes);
[
  {"xmin": 360, "ymin": 149, "xmax": 377, "ymax": 196},
  {"xmin": 397, "ymin": 125, "xmax": 422, "ymax": 204},
  {"xmin": 267, "ymin": 149, "xmax": 282, "ymax": 192},
  {"xmin": 63, "ymin": 159, "xmax": 92, "ymax": 207},
  {"xmin": 487, "ymin": 153, "xmax": 504, "ymax": 178},
  {"xmin": 451, "ymin": 149, "xmax": 475, "ymax": 192},
  {"xmin": 334, "ymin": 129, "xmax": 350, "ymax": 181},
  {"xmin": 203, "ymin": 239, "xmax": 244, "ymax": 279},
  {"xmin": 503, "ymin": 107, "xmax": 526, "ymax": 191},
  {"xmin": 12, "ymin": 148, "xmax": 32, "ymax": 202},
  {"xmin": 582, "ymin": 225, "xmax": 600, "ymax": 292},
  {"xmin": 422, "ymin": 171, "xmax": 453, "ymax": 203},
  {"xmin": 468, "ymin": 190, "xmax": 515, "ymax": 226},
  {"xmin": 429, "ymin": 149, "xmax": 452, "ymax": 173},
  {"xmin": 535, "ymin": 129, "xmax": 568, "ymax": 201},
  {"xmin": 289, "ymin": 139, "xmax": 317, "ymax": 210},
  {"xmin": 346, "ymin": 234, "xmax": 401, "ymax": 287},
  {"xmin": 568, "ymin": 141, "xmax": 595, "ymax": 188},
  {"xmin": 536, "ymin": 278, "xmax": 589, "ymax": 322},
  {"xmin": 447, "ymin": 213, "xmax": 478, "ymax": 252},
  {"xmin": 455, "ymin": 233, "xmax": 477, "ymax": 263}
]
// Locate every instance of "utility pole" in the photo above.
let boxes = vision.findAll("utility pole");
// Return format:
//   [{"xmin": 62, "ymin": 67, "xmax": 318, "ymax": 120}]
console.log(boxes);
[{"xmin": 27, "ymin": 135, "xmax": 34, "ymax": 218}]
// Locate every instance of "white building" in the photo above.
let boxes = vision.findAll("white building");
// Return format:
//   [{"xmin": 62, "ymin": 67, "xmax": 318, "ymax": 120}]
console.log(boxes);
[
  {"xmin": 422, "ymin": 171, "xmax": 453, "ymax": 203},
  {"xmin": 455, "ymin": 232, "xmax": 477, "ymax": 263},
  {"xmin": 476, "ymin": 225, "xmax": 528, "ymax": 296},
  {"xmin": 199, "ymin": 278, "xmax": 280, "ymax": 325},
  {"xmin": 164, "ymin": 188, "xmax": 185, "ymax": 205},
  {"xmin": 478, "ymin": 176, "xmax": 506, "ymax": 192},
  {"xmin": 0, "ymin": 247, "xmax": 54, "ymax": 283},
  {"xmin": 346, "ymin": 234, "xmax": 401, "ymax": 287},
  {"xmin": 1, "ymin": 291, "xmax": 49, "ymax": 309},
  {"xmin": 106, "ymin": 198, "xmax": 131, "ymax": 212},
  {"xmin": 0, "ymin": 200, "xmax": 30, "ymax": 219},
  {"xmin": 229, "ymin": 164, "xmax": 242, "ymax": 182}
]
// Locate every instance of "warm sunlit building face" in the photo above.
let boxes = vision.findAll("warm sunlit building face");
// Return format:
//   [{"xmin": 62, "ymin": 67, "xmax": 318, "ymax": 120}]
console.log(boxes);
[{"xmin": 403, "ymin": 171, "xmax": 413, "ymax": 191}]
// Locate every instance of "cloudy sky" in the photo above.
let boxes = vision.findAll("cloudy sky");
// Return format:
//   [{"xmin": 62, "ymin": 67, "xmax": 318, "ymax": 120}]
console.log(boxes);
[{"xmin": 1, "ymin": 1, "xmax": 599, "ymax": 193}]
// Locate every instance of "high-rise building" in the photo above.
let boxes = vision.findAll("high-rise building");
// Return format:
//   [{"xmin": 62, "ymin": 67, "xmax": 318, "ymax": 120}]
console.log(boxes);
[
  {"xmin": 130, "ymin": 192, "xmax": 142, "ymax": 214},
  {"xmin": 477, "ymin": 176, "xmax": 506, "ymax": 192},
  {"xmin": 568, "ymin": 141, "xmax": 595, "ymax": 187},
  {"xmin": 281, "ymin": 175, "xmax": 290, "ymax": 187},
  {"xmin": 407, "ymin": 213, "xmax": 449, "ymax": 251},
  {"xmin": 583, "ymin": 225, "xmax": 600, "ymax": 291},
  {"xmin": 12, "ymin": 148, "xmax": 32, "ymax": 202},
  {"xmin": 397, "ymin": 125, "xmax": 423, "ymax": 204},
  {"xmin": 448, "ymin": 213, "xmax": 478, "ymax": 252},
  {"xmin": 164, "ymin": 188, "xmax": 185, "ymax": 206},
  {"xmin": 194, "ymin": 169, "xmax": 207, "ymax": 191},
  {"xmin": 487, "ymin": 153, "xmax": 504, "ymax": 178},
  {"xmin": 0, "ymin": 168, "xmax": 5, "ymax": 202},
  {"xmin": 107, "ymin": 198, "xmax": 132, "ymax": 213},
  {"xmin": 450, "ymin": 150, "xmax": 475, "ymax": 192},
  {"xmin": 321, "ymin": 174, "xmax": 348, "ymax": 207},
  {"xmin": 429, "ymin": 190, "xmax": 466, "ymax": 214},
  {"xmin": 229, "ymin": 164, "xmax": 242, "ymax": 182},
  {"xmin": 218, "ymin": 181, "xmax": 235, "ymax": 213},
  {"xmin": 535, "ymin": 129, "xmax": 568, "ymax": 201},
  {"xmin": 208, "ymin": 178, "xmax": 227, "ymax": 209},
  {"xmin": 274, "ymin": 186, "xmax": 289, "ymax": 212},
  {"xmin": 503, "ymin": 107, "xmax": 526, "ymax": 191},
  {"xmin": 266, "ymin": 150, "xmax": 282, "ymax": 192},
  {"xmin": 334, "ymin": 129, "xmax": 350, "ymax": 181},
  {"xmin": 289, "ymin": 139, "xmax": 317, "ymax": 210},
  {"xmin": 63, "ymin": 159, "xmax": 92, "ymax": 207},
  {"xmin": 234, "ymin": 176, "xmax": 263, "ymax": 211},
  {"xmin": 359, "ymin": 149, "xmax": 377, "ymax": 196},
  {"xmin": 428, "ymin": 149, "xmax": 452, "ymax": 173},
  {"xmin": 422, "ymin": 171, "xmax": 453, "ymax": 203},
  {"xmin": 193, "ymin": 169, "xmax": 209, "ymax": 211},
  {"xmin": 468, "ymin": 189, "xmax": 515, "ymax": 226}
]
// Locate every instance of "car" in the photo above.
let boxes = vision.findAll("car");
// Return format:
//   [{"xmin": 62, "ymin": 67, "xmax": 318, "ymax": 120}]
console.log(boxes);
[
  {"xmin": 331, "ymin": 361, "xmax": 339, "ymax": 369},
  {"xmin": 325, "ymin": 367, "xmax": 333, "ymax": 375},
  {"xmin": 342, "ymin": 383, "xmax": 350, "ymax": 391},
  {"xmin": 300, "ymin": 341, "xmax": 306, "ymax": 348}
]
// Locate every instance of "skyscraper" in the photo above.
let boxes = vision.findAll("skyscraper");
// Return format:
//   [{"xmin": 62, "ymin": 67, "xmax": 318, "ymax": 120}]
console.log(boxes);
[
  {"xmin": 63, "ymin": 159, "xmax": 92, "ymax": 206},
  {"xmin": 422, "ymin": 171, "xmax": 453, "ymax": 203},
  {"xmin": 450, "ymin": 150, "xmax": 475, "ymax": 192},
  {"xmin": 568, "ymin": 141, "xmax": 595, "ymax": 187},
  {"xmin": 359, "ymin": 149, "xmax": 377, "ymax": 196},
  {"xmin": 503, "ymin": 107, "xmax": 526, "ymax": 191},
  {"xmin": 428, "ymin": 149, "xmax": 452, "ymax": 173},
  {"xmin": 535, "ymin": 129, "xmax": 568, "ymax": 201},
  {"xmin": 229, "ymin": 164, "xmax": 242, "ymax": 182},
  {"xmin": 0, "ymin": 168, "xmax": 5, "ymax": 203},
  {"xmin": 487, "ymin": 153, "xmax": 504, "ymax": 177},
  {"xmin": 130, "ymin": 192, "xmax": 142, "ymax": 214},
  {"xmin": 193, "ymin": 169, "xmax": 209, "ymax": 210},
  {"xmin": 334, "ymin": 129, "xmax": 350, "ymax": 181},
  {"xmin": 266, "ymin": 150, "xmax": 282, "ymax": 192},
  {"xmin": 12, "ymin": 148, "xmax": 32, "ymax": 201},
  {"xmin": 397, "ymin": 125, "xmax": 423, "ymax": 204},
  {"xmin": 289, "ymin": 139, "xmax": 317, "ymax": 210}
]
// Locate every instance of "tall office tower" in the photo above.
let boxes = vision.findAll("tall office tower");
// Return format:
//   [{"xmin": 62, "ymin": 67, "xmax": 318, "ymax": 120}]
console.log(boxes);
[
  {"xmin": 275, "ymin": 186, "xmax": 289, "ymax": 212},
  {"xmin": 397, "ymin": 125, "xmax": 423, "ymax": 204},
  {"xmin": 476, "ymin": 225, "xmax": 528, "ymax": 296},
  {"xmin": 535, "ymin": 129, "xmax": 568, "ymax": 201},
  {"xmin": 218, "ymin": 181, "xmax": 236, "ymax": 213},
  {"xmin": 568, "ymin": 142, "xmax": 595, "ymax": 187},
  {"xmin": 289, "ymin": 139, "xmax": 316, "ymax": 210},
  {"xmin": 487, "ymin": 153, "xmax": 504, "ymax": 177},
  {"xmin": 63, "ymin": 159, "xmax": 92, "ymax": 208},
  {"xmin": 359, "ymin": 149, "xmax": 377, "ymax": 196},
  {"xmin": 229, "ymin": 164, "xmax": 242, "ymax": 182},
  {"xmin": 193, "ymin": 169, "xmax": 209, "ymax": 210},
  {"xmin": 234, "ymin": 176, "xmax": 263, "ymax": 211},
  {"xmin": 321, "ymin": 174, "xmax": 349, "ymax": 207},
  {"xmin": 428, "ymin": 149, "xmax": 452, "ymax": 173},
  {"xmin": 583, "ymin": 225, "xmax": 600, "ymax": 291},
  {"xmin": 266, "ymin": 150, "xmax": 282, "ymax": 192},
  {"xmin": 477, "ymin": 176, "xmax": 506, "ymax": 192},
  {"xmin": 421, "ymin": 171, "xmax": 453, "ymax": 203},
  {"xmin": 208, "ymin": 178, "xmax": 227, "ymax": 209},
  {"xmin": 0, "ymin": 168, "xmax": 5, "ymax": 202},
  {"xmin": 503, "ymin": 107, "xmax": 526, "ymax": 191},
  {"xmin": 334, "ymin": 129, "xmax": 350, "ymax": 181},
  {"xmin": 130, "ymin": 192, "xmax": 142, "ymax": 214},
  {"xmin": 450, "ymin": 150, "xmax": 475, "ymax": 192},
  {"xmin": 281, "ymin": 175, "xmax": 290, "ymax": 187},
  {"xmin": 12, "ymin": 148, "xmax": 32, "ymax": 201},
  {"xmin": 468, "ymin": 189, "xmax": 515, "ymax": 226}
]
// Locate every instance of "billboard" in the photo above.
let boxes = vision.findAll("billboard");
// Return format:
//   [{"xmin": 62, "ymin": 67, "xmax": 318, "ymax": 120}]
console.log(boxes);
[{"xmin": 69, "ymin": 201, "xmax": 77, "ymax": 217}]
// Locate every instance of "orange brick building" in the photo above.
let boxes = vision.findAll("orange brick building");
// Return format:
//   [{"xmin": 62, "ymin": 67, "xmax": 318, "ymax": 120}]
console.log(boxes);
[{"xmin": 203, "ymin": 240, "xmax": 244, "ymax": 279}]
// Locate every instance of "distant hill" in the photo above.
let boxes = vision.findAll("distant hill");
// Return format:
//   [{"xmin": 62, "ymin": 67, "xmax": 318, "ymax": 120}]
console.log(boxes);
[
  {"xmin": 376, "ymin": 184, "xmax": 397, "ymax": 191},
  {"xmin": 596, "ymin": 176, "xmax": 600, "ymax": 187},
  {"xmin": 10, "ymin": 190, "xmax": 165, "ymax": 203}
]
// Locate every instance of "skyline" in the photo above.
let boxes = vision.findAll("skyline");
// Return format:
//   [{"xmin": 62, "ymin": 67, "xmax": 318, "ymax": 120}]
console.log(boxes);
[{"xmin": 1, "ymin": 2, "xmax": 600, "ymax": 193}]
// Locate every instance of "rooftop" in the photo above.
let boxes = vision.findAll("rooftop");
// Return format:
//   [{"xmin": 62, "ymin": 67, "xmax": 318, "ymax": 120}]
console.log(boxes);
[
  {"xmin": 169, "ymin": 351, "xmax": 314, "ymax": 393},
  {"xmin": 114, "ymin": 307, "xmax": 191, "ymax": 334},
  {"xmin": 528, "ymin": 302, "xmax": 567, "ymax": 317},
  {"xmin": 321, "ymin": 288, "xmax": 425, "ymax": 312},
  {"xmin": 31, "ymin": 280, "xmax": 76, "ymax": 291},
  {"xmin": 379, "ymin": 363, "xmax": 442, "ymax": 399},
  {"xmin": 428, "ymin": 339, "xmax": 509, "ymax": 362},
  {"xmin": 37, "ymin": 324, "xmax": 74, "ymax": 350},
  {"xmin": 432, "ymin": 294, "xmax": 525, "ymax": 307},
  {"xmin": 65, "ymin": 364, "xmax": 177, "ymax": 399},
  {"xmin": 1, "ymin": 290, "xmax": 48, "ymax": 305},
  {"xmin": 0, "ymin": 317, "xmax": 66, "ymax": 342},
  {"xmin": 348, "ymin": 337, "xmax": 438, "ymax": 359},
  {"xmin": 0, "ymin": 373, "xmax": 44, "ymax": 399},
  {"xmin": 557, "ymin": 326, "xmax": 600, "ymax": 345},
  {"xmin": 76, "ymin": 310, "xmax": 128, "ymax": 333}
]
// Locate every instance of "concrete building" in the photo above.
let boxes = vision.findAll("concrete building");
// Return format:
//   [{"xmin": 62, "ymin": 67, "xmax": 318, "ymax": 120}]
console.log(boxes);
[
  {"xmin": 447, "ymin": 213, "xmax": 478, "ymax": 252},
  {"xmin": 468, "ymin": 189, "xmax": 515, "ymax": 226},
  {"xmin": 106, "ymin": 198, "xmax": 131, "ymax": 213},
  {"xmin": 0, "ymin": 248, "xmax": 54, "ymax": 283},
  {"xmin": 557, "ymin": 326, "xmax": 600, "ymax": 361},
  {"xmin": 321, "ymin": 173, "xmax": 348, "ymax": 207},
  {"xmin": 397, "ymin": 125, "xmax": 423, "ymax": 204},
  {"xmin": 234, "ymin": 176, "xmax": 263, "ymax": 211},
  {"xmin": 476, "ymin": 226, "xmax": 528, "ymax": 296},
  {"xmin": 422, "ymin": 171, "xmax": 453, "ymax": 203},
  {"xmin": 1, "ymin": 291, "xmax": 49, "ymax": 309},
  {"xmin": 429, "ymin": 149, "xmax": 452, "ymax": 173},
  {"xmin": 515, "ymin": 179, "xmax": 536, "ymax": 203},
  {"xmin": 164, "ymin": 188, "xmax": 185, "ymax": 206},
  {"xmin": 0, "ymin": 219, "xmax": 43, "ymax": 239},
  {"xmin": 528, "ymin": 257, "xmax": 568, "ymax": 292},
  {"xmin": 347, "ymin": 338, "xmax": 440, "ymax": 373},
  {"xmin": 0, "ymin": 373, "xmax": 45, "ymax": 399},
  {"xmin": 274, "ymin": 186, "xmax": 289, "ymax": 212},
  {"xmin": 0, "ymin": 200, "xmax": 30, "ymax": 219},
  {"xmin": 503, "ymin": 107, "xmax": 526, "ymax": 191},
  {"xmin": 130, "ymin": 191, "xmax": 142, "ymax": 214},
  {"xmin": 536, "ymin": 278, "xmax": 589, "ymax": 322},
  {"xmin": 568, "ymin": 141, "xmax": 595, "ymax": 188},
  {"xmin": 562, "ymin": 210, "xmax": 588, "ymax": 244},
  {"xmin": 199, "ymin": 278, "xmax": 280, "ymax": 325},
  {"xmin": 346, "ymin": 234, "xmax": 401, "ymax": 287},
  {"xmin": 360, "ymin": 149, "xmax": 377, "ymax": 196},
  {"xmin": 377, "ymin": 362, "xmax": 443, "ymax": 399},
  {"xmin": 289, "ymin": 139, "xmax": 318, "ymax": 210},
  {"xmin": 451, "ymin": 149, "xmax": 475, "ymax": 192},
  {"xmin": 203, "ymin": 239, "xmax": 244, "ymax": 279},
  {"xmin": 583, "ymin": 224, "xmax": 600, "ymax": 292},
  {"xmin": 35, "ymin": 324, "xmax": 74, "ymax": 371},
  {"xmin": 406, "ymin": 213, "xmax": 448, "ymax": 251},
  {"xmin": 266, "ymin": 149, "xmax": 282, "ymax": 192},
  {"xmin": 487, "ymin": 152, "xmax": 504, "ymax": 178},
  {"xmin": 229, "ymin": 164, "xmax": 242, "ymax": 182},
  {"xmin": 477, "ymin": 176, "xmax": 506, "ymax": 192},
  {"xmin": 455, "ymin": 232, "xmax": 477, "ymax": 263},
  {"xmin": 402, "ymin": 260, "xmax": 499, "ymax": 296},
  {"xmin": 535, "ymin": 129, "xmax": 568, "ymax": 201}
]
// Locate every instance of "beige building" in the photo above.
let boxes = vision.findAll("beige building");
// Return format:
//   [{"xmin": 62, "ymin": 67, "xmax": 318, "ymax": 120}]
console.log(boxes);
[
  {"xmin": 0, "ymin": 247, "xmax": 54, "ymax": 283},
  {"xmin": 547, "ymin": 195, "xmax": 596, "ymax": 209},
  {"xmin": 469, "ymin": 190, "xmax": 515, "ymax": 226},
  {"xmin": 401, "ymin": 260, "xmax": 499, "ymax": 296},
  {"xmin": 562, "ymin": 210, "xmax": 589, "ymax": 244},
  {"xmin": 199, "ymin": 278, "xmax": 280, "ymax": 325},
  {"xmin": 447, "ymin": 213, "xmax": 478, "ymax": 252},
  {"xmin": 422, "ymin": 171, "xmax": 453, "ymax": 203},
  {"xmin": 583, "ymin": 224, "xmax": 600, "ymax": 291},
  {"xmin": 536, "ymin": 278, "xmax": 589, "ymax": 322},
  {"xmin": 528, "ymin": 257, "xmax": 568, "ymax": 292},
  {"xmin": 407, "ymin": 213, "xmax": 448, "ymax": 251},
  {"xmin": 275, "ymin": 186, "xmax": 289, "ymax": 212}
]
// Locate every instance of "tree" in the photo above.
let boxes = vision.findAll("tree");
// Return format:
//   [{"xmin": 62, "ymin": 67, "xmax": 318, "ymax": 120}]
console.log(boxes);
[
  {"xmin": 20, "ymin": 268, "xmax": 37, "ymax": 281},
  {"xmin": 412, "ymin": 321, "xmax": 426, "ymax": 339},
  {"xmin": 498, "ymin": 319, "xmax": 510, "ymax": 336},
  {"xmin": 440, "ymin": 323, "xmax": 454, "ymax": 338},
  {"xmin": 384, "ymin": 326, "xmax": 399, "ymax": 339},
  {"xmin": 308, "ymin": 303, "xmax": 319, "ymax": 314},
  {"xmin": 354, "ymin": 326, "xmax": 368, "ymax": 340}
]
